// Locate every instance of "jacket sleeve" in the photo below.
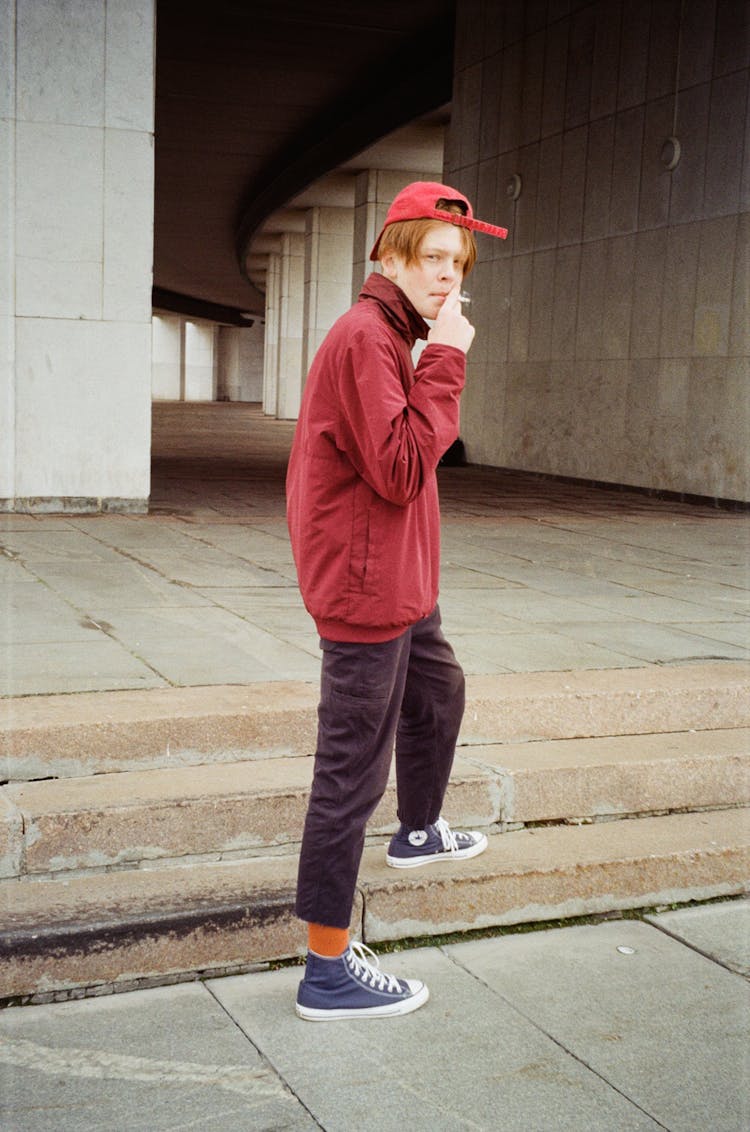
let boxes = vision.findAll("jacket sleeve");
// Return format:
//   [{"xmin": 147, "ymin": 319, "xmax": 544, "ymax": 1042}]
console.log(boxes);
[{"xmin": 333, "ymin": 328, "xmax": 466, "ymax": 506}]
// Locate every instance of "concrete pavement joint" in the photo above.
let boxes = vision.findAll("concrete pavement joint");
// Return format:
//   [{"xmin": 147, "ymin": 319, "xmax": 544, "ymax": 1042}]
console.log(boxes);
[
  {"xmin": 644, "ymin": 919, "xmax": 750, "ymax": 979},
  {"xmin": 441, "ymin": 944, "xmax": 671, "ymax": 1131},
  {"xmin": 203, "ymin": 982, "xmax": 327, "ymax": 1130}
]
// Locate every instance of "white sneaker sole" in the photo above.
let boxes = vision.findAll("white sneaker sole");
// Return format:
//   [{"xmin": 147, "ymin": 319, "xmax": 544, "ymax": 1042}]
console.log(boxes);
[
  {"xmin": 296, "ymin": 983, "xmax": 429, "ymax": 1021},
  {"xmin": 386, "ymin": 832, "xmax": 488, "ymax": 869}
]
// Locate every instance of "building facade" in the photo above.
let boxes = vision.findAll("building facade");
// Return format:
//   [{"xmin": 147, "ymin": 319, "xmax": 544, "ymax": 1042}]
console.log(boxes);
[
  {"xmin": 448, "ymin": 0, "xmax": 749, "ymax": 501},
  {"xmin": 1, "ymin": 0, "xmax": 747, "ymax": 511}
]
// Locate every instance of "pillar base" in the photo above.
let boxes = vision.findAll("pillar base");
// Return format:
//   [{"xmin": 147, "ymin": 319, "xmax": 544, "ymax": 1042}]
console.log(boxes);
[{"xmin": 0, "ymin": 498, "xmax": 149, "ymax": 515}]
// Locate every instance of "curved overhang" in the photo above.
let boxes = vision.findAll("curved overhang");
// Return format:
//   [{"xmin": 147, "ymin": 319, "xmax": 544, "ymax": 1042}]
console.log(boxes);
[
  {"xmin": 234, "ymin": 17, "xmax": 455, "ymax": 289},
  {"xmin": 154, "ymin": 0, "xmax": 456, "ymax": 321}
]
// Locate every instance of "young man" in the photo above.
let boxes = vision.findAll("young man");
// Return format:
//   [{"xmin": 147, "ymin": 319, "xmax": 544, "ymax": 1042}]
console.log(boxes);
[{"xmin": 286, "ymin": 181, "xmax": 508, "ymax": 1020}]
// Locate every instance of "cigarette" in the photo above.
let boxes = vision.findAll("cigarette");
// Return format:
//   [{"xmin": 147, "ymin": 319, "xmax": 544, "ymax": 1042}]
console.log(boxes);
[{"xmin": 458, "ymin": 292, "xmax": 471, "ymax": 305}]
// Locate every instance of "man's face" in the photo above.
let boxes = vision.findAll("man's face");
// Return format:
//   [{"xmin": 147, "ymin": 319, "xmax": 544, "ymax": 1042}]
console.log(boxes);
[{"xmin": 381, "ymin": 224, "xmax": 466, "ymax": 321}]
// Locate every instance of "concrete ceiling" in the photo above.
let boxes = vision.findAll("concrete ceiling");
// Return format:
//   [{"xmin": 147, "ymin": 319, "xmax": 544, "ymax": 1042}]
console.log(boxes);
[{"xmin": 153, "ymin": 0, "xmax": 455, "ymax": 322}]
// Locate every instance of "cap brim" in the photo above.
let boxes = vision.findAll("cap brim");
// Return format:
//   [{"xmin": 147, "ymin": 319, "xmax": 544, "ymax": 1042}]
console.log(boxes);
[{"xmin": 370, "ymin": 210, "xmax": 508, "ymax": 260}]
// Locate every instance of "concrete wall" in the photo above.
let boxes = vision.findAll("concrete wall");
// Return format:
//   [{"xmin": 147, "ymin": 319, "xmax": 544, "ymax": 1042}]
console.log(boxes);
[
  {"xmin": 449, "ymin": 0, "xmax": 749, "ymax": 501},
  {"xmin": 0, "ymin": 0, "xmax": 155, "ymax": 511},
  {"xmin": 216, "ymin": 323, "xmax": 264, "ymax": 402}
]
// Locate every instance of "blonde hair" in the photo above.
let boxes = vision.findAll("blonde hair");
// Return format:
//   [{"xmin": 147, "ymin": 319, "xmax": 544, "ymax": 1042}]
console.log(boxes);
[{"xmin": 377, "ymin": 200, "xmax": 477, "ymax": 275}]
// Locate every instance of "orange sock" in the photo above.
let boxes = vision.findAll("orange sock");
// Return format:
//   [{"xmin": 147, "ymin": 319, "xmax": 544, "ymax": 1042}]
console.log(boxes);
[{"xmin": 307, "ymin": 923, "xmax": 349, "ymax": 958}]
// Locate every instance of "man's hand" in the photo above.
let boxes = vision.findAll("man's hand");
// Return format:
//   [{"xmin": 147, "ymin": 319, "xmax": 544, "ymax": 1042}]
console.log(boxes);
[{"xmin": 427, "ymin": 283, "xmax": 476, "ymax": 354}]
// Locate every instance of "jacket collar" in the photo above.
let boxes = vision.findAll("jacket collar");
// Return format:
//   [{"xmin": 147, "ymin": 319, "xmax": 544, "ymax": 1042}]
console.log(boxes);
[{"xmin": 358, "ymin": 273, "xmax": 430, "ymax": 344}]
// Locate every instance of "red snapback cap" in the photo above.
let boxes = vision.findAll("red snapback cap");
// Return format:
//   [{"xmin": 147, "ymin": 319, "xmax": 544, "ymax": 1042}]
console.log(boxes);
[{"xmin": 369, "ymin": 180, "xmax": 508, "ymax": 260}]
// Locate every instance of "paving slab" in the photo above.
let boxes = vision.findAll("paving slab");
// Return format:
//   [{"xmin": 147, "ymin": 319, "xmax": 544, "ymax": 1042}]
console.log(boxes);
[
  {"xmin": 645, "ymin": 898, "xmax": 750, "ymax": 975},
  {"xmin": 23, "ymin": 559, "xmax": 213, "ymax": 611},
  {"xmin": 0, "ymin": 980, "xmax": 315, "ymax": 1132},
  {"xmin": 3, "ymin": 402, "xmax": 748, "ymax": 696},
  {"xmin": 450, "ymin": 627, "xmax": 642, "ymax": 673},
  {"xmin": 100, "ymin": 605, "xmax": 321, "ymax": 684},
  {"xmin": 209, "ymin": 945, "xmax": 662, "ymax": 1132},
  {"xmin": 2, "ymin": 913, "xmax": 748, "ymax": 1131},
  {"xmin": 445, "ymin": 920, "xmax": 750, "ymax": 1132},
  {"xmin": 1, "ymin": 575, "xmax": 102, "ymax": 646},
  {"xmin": 680, "ymin": 621, "xmax": 750, "ymax": 650},
  {"xmin": 548, "ymin": 620, "xmax": 750, "ymax": 665},
  {"xmin": 1, "ymin": 640, "xmax": 166, "ymax": 698},
  {"xmin": 0, "ymin": 530, "xmax": 124, "ymax": 563}
]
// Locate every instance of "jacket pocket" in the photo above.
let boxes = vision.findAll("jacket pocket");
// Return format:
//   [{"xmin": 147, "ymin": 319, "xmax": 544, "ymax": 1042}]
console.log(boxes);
[{"xmin": 350, "ymin": 499, "xmax": 379, "ymax": 596}]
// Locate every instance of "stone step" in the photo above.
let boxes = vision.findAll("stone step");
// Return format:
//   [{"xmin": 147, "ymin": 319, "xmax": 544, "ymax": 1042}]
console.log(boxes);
[
  {"xmin": 3, "ymin": 662, "xmax": 749, "ymax": 782},
  {"xmin": 2, "ymin": 728, "xmax": 748, "ymax": 878},
  {"xmin": 2, "ymin": 808, "xmax": 747, "ymax": 1002}
]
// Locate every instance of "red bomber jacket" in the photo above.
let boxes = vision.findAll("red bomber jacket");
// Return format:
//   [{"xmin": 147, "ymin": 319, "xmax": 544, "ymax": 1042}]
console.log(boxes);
[{"xmin": 285, "ymin": 272, "xmax": 466, "ymax": 643}]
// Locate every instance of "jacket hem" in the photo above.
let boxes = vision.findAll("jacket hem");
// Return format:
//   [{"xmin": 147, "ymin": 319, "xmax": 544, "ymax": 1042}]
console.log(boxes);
[{"xmin": 314, "ymin": 617, "xmax": 409, "ymax": 644}]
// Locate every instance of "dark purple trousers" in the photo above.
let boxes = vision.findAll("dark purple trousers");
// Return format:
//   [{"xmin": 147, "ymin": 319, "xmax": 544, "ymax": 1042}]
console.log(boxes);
[{"xmin": 295, "ymin": 605, "xmax": 465, "ymax": 928}]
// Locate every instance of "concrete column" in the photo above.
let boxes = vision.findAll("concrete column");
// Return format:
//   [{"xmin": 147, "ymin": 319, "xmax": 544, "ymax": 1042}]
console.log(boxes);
[
  {"xmin": 152, "ymin": 314, "xmax": 184, "ymax": 400},
  {"xmin": 303, "ymin": 206, "xmax": 354, "ymax": 373},
  {"xmin": 216, "ymin": 325, "xmax": 239, "ymax": 401},
  {"xmin": 237, "ymin": 323, "xmax": 264, "ymax": 402},
  {"xmin": 263, "ymin": 252, "xmax": 280, "ymax": 415},
  {"xmin": 352, "ymin": 168, "xmax": 437, "ymax": 300},
  {"xmin": 276, "ymin": 232, "xmax": 304, "ymax": 420},
  {"xmin": 1, "ymin": 0, "xmax": 155, "ymax": 512},
  {"xmin": 184, "ymin": 321, "xmax": 216, "ymax": 401}
]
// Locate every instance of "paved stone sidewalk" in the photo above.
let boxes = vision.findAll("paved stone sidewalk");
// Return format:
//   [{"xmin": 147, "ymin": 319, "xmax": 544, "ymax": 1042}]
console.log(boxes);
[
  {"xmin": 0, "ymin": 902, "xmax": 747, "ymax": 1132},
  {"xmin": 1, "ymin": 403, "xmax": 748, "ymax": 696}
]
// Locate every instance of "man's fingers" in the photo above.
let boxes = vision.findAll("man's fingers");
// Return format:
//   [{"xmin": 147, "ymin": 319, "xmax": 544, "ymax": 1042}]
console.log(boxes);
[{"xmin": 437, "ymin": 282, "xmax": 462, "ymax": 319}]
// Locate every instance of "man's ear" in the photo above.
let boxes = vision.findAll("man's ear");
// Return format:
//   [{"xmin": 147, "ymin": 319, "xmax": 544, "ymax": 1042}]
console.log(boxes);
[{"xmin": 380, "ymin": 250, "xmax": 399, "ymax": 280}]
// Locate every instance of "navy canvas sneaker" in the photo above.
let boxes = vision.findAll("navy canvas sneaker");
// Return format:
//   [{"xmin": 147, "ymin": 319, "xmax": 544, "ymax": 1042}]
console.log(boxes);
[
  {"xmin": 296, "ymin": 941, "xmax": 429, "ymax": 1021},
  {"xmin": 386, "ymin": 816, "xmax": 488, "ymax": 868}
]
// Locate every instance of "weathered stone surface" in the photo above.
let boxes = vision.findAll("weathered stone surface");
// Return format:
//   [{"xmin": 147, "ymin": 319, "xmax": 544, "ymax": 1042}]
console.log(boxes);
[
  {"xmin": 4, "ymin": 811, "xmax": 747, "ymax": 1000},
  {"xmin": 6, "ymin": 755, "xmax": 492, "ymax": 874},
  {"xmin": 1, "ymin": 855, "xmax": 365, "ymax": 1000},
  {"xmin": 0, "ymin": 790, "xmax": 22, "ymax": 878},
  {"xmin": 360, "ymin": 808, "xmax": 750, "ymax": 942},
  {"xmin": 0, "ymin": 682, "xmax": 319, "ymax": 782},
  {"xmin": 467, "ymin": 728, "xmax": 750, "ymax": 823},
  {"xmin": 460, "ymin": 662, "xmax": 750, "ymax": 746},
  {"xmin": 3, "ymin": 662, "xmax": 748, "ymax": 781},
  {"xmin": 6, "ymin": 728, "xmax": 746, "ymax": 876}
]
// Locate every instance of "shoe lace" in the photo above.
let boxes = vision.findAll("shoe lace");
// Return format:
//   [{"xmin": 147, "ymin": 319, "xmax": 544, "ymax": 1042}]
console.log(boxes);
[
  {"xmin": 347, "ymin": 942, "xmax": 403, "ymax": 992},
  {"xmin": 433, "ymin": 816, "xmax": 460, "ymax": 854}
]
